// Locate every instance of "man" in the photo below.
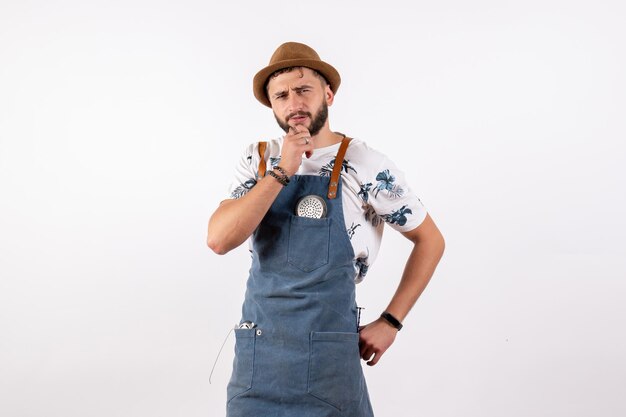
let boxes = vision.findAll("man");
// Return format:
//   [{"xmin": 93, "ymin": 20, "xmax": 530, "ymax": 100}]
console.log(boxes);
[{"xmin": 207, "ymin": 42, "xmax": 445, "ymax": 416}]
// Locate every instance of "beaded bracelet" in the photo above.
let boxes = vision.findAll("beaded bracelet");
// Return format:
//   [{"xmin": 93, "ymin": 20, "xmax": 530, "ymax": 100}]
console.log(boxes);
[
  {"xmin": 268, "ymin": 169, "xmax": 289, "ymax": 186},
  {"xmin": 270, "ymin": 165, "xmax": 290, "ymax": 185},
  {"xmin": 273, "ymin": 165, "xmax": 288, "ymax": 176}
]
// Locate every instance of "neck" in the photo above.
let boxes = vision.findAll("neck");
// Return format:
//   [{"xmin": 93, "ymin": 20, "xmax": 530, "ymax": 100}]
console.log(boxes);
[{"xmin": 311, "ymin": 124, "xmax": 344, "ymax": 148}]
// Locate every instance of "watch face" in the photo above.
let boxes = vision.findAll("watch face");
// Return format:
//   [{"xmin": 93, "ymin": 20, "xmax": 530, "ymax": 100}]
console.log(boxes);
[{"xmin": 295, "ymin": 195, "xmax": 327, "ymax": 219}]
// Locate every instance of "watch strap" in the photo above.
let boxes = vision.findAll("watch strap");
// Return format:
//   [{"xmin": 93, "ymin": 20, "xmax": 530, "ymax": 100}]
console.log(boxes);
[{"xmin": 380, "ymin": 311, "xmax": 403, "ymax": 331}]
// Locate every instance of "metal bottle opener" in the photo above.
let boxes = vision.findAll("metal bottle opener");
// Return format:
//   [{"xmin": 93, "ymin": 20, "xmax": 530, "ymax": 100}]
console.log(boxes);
[{"xmin": 295, "ymin": 195, "xmax": 327, "ymax": 218}]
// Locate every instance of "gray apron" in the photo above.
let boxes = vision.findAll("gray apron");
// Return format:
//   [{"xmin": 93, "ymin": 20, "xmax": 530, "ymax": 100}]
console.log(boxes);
[{"xmin": 227, "ymin": 137, "xmax": 374, "ymax": 417}]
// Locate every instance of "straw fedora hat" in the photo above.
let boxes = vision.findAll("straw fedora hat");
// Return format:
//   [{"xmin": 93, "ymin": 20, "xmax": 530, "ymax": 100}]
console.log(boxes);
[{"xmin": 253, "ymin": 42, "xmax": 341, "ymax": 108}]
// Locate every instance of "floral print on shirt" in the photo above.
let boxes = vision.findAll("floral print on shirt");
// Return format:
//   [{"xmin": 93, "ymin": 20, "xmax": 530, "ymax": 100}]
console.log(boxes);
[
  {"xmin": 318, "ymin": 158, "xmax": 357, "ymax": 177},
  {"xmin": 374, "ymin": 169, "xmax": 404, "ymax": 199},
  {"xmin": 225, "ymin": 137, "xmax": 428, "ymax": 283}
]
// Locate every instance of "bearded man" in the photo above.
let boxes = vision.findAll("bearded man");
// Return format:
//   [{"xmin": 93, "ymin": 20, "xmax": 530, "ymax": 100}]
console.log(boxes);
[{"xmin": 207, "ymin": 41, "xmax": 445, "ymax": 417}]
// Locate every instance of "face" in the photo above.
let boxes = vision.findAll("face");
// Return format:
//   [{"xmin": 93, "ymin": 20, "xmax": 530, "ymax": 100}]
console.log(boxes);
[{"xmin": 266, "ymin": 67, "xmax": 333, "ymax": 136}]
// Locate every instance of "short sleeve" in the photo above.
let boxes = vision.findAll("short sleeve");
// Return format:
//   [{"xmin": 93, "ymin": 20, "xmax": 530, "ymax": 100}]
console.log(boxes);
[
  {"xmin": 226, "ymin": 143, "xmax": 260, "ymax": 200},
  {"xmin": 366, "ymin": 155, "xmax": 428, "ymax": 232}
]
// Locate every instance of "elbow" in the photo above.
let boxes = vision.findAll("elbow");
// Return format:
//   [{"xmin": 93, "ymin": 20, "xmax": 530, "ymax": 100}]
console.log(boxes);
[
  {"xmin": 206, "ymin": 235, "xmax": 230, "ymax": 255},
  {"xmin": 207, "ymin": 214, "xmax": 232, "ymax": 255},
  {"xmin": 438, "ymin": 230, "xmax": 445, "ymax": 249},
  {"xmin": 435, "ymin": 233, "xmax": 446, "ymax": 261},
  {"xmin": 434, "ymin": 230, "xmax": 445, "ymax": 253},
  {"xmin": 418, "ymin": 230, "xmax": 445, "ymax": 259}
]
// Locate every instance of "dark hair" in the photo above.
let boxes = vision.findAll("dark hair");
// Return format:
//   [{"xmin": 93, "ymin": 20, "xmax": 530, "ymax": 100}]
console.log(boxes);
[{"xmin": 264, "ymin": 66, "xmax": 328, "ymax": 96}]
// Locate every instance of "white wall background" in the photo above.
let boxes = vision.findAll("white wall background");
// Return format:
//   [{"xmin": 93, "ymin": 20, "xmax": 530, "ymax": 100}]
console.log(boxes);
[{"xmin": 1, "ymin": 1, "xmax": 625, "ymax": 416}]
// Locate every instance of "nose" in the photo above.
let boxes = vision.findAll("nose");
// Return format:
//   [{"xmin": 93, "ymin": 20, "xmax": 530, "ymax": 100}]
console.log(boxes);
[{"xmin": 286, "ymin": 93, "xmax": 305, "ymax": 113}]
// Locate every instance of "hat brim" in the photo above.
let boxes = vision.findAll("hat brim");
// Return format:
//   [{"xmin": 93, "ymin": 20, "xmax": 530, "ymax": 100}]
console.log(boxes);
[{"xmin": 253, "ymin": 58, "xmax": 341, "ymax": 108}]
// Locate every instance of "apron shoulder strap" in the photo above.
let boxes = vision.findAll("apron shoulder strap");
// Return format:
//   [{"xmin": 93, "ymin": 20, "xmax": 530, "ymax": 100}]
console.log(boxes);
[
  {"xmin": 258, "ymin": 141, "xmax": 268, "ymax": 178},
  {"xmin": 328, "ymin": 136, "xmax": 352, "ymax": 199}
]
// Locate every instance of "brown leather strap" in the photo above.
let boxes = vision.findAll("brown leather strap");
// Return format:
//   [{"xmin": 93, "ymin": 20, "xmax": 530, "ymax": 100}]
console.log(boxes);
[
  {"xmin": 328, "ymin": 137, "xmax": 352, "ymax": 199},
  {"xmin": 258, "ymin": 141, "xmax": 267, "ymax": 177}
]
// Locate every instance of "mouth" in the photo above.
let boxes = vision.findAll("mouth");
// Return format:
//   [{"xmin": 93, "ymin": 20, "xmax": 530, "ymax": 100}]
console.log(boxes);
[{"xmin": 287, "ymin": 112, "xmax": 310, "ymax": 125}]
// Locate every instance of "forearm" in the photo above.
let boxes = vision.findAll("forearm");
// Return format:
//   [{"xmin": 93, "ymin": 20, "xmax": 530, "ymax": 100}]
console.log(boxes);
[
  {"xmin": 384, "ymin": 233, "xmax": 445, "ymax": 322},
  {"xmin": 207, "ymin": 175, "xmax": 284, "ymax": 254}
]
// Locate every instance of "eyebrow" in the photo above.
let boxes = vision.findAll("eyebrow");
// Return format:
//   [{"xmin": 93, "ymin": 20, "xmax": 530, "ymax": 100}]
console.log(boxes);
[
  {"xmin": 271, "ymin": 84, "xmax": 315, "ymax": 99},
  {"xmin": 292, "ymin": 84, "xmax": 314, "ymax": 92},
  {"xmin": 272, "ymin": 90, "xmax": 288, "ymax": 98}
]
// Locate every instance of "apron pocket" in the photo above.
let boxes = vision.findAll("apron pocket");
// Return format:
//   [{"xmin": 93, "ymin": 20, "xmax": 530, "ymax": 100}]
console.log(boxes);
[
  {"xmin": 307, "ymin": 331, "xmax": 362, "ymax": 411},
  {"xmin": 226, "ymin": 328, "xmax": 256, "ymax": 402},
  {"xmin": 287, "ymin": 216, "xmax": 330, "ymax": 272}
]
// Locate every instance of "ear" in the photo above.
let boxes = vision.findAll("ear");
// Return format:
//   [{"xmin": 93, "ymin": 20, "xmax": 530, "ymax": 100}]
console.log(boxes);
[{"xmin": 325, "ymin": 84, "xmax": 335, "ymax": 106}]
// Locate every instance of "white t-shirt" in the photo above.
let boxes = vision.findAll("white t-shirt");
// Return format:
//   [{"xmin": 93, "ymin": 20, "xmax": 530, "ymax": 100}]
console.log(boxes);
[{"xmin": 226, "ymin": 137, "xmax": 428, "ymax": 283}]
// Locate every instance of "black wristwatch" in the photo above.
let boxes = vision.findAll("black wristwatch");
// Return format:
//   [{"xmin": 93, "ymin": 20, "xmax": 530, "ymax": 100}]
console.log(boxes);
[{"xmin": 380, "ymin": 311, "xmax": 403, "ymax": 331}]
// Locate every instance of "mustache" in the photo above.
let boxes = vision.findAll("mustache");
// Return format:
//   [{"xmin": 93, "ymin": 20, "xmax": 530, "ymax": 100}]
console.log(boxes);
[{"xmin": 286, "ymin": 111, "xmax": 312, "ymax": 122}]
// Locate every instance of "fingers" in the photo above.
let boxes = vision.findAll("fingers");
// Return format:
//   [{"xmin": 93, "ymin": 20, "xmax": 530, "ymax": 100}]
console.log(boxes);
[
  {"xmin": 290, "ymin": 124, "xmax": 307, "ymax": 135},
  {"xmin": 286, "ymin": 126, "xmax": 314, "ymax": 157},
  {"xmin": 360, "ymin": 345, "xmax": 375, "ymax": 360},
  {"xmin": 289, "ymin": 126, "xmax": 312, "ymax": 145},
  {"xmin": 360, "ymin": 344, "xmax": 381, "ymax": 366},
  {"xmin": 358, "ymin": 320, "xmax": 397, "ymax": 366},
  {"xmin": 279, "ymin": 126, "xmax": 314, "ymax": 174},
  {"xmin": 367, "ymin": 353, "xmax": 380, "ymax": 366},
  {"xmin": 359, "ymin": 336, "xmax": 382, "ymax": 365}
]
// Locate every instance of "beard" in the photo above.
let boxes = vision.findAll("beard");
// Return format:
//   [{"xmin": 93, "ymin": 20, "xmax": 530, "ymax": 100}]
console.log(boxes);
[{"xmin": 274, "ymin": 100, "xmax": 329, "ymax": 137}]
